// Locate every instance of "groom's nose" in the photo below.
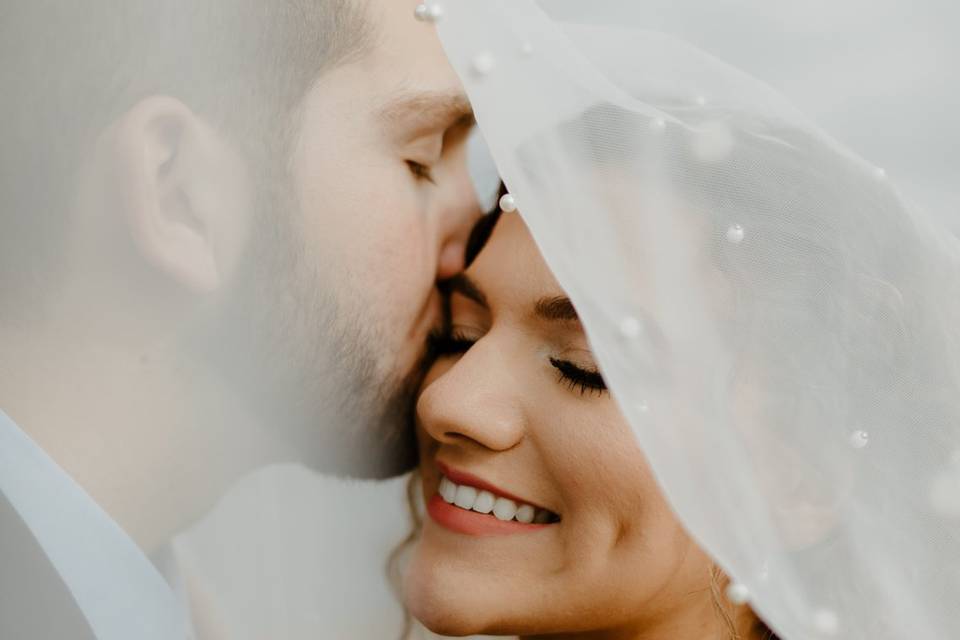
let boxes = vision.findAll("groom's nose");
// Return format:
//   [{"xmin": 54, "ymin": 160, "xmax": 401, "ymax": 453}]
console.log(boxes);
[{"xmin": 434, "ymin": 156, "xmax": 482, "ymax": 281}]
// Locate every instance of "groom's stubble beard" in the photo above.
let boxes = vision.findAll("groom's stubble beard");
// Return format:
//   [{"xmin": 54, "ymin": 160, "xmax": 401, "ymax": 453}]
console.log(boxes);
[{"xmin": 194, "ymin": 161, "xmax": 421, "ymax": 479}]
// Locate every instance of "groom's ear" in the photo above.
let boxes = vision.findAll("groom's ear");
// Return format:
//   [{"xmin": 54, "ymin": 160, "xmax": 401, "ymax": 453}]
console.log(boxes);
[{"xmin": 104, "ymin": 96, "xmax": 253, "ymax": 293}]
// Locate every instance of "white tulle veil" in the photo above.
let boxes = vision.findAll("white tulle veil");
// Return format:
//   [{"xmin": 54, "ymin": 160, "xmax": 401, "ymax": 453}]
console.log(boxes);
[{"xmin": 436, "ymin": 1, "xmax": 960, "ymax": 638}]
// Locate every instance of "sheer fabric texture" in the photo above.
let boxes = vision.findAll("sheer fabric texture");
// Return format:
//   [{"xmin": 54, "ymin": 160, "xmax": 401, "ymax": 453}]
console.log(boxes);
[{"xmin": 437, "ymin": 2, "xmax": 960, "ymax": 638}]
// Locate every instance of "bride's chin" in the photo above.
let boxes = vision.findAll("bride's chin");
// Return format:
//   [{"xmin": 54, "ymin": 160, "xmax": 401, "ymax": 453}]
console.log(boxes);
[
  {"xmin": 403, "ymin": 569, "xmax": 468, "ymax": 635},
  {"xmin": 402, "ymin": 551, "xmax": 495, "ymax": 638}
]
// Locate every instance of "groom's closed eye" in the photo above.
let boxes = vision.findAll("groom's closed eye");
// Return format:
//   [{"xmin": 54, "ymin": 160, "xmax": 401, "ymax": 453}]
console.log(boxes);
[{"xmin": 379, "ymin": 91, "xmax": 474, "ymax": 187}]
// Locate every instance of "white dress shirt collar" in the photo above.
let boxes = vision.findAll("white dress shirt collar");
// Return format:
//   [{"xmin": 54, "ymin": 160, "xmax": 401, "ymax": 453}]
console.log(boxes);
[{"xmin": 0, "ymin": 409, "xmax": 191, "ymax": 640}]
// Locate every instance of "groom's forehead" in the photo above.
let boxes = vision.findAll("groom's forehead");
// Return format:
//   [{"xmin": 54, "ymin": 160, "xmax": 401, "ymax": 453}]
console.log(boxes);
[{"xmin": 343, "ymin": 0, "xmax": 472, "ymax": 136}]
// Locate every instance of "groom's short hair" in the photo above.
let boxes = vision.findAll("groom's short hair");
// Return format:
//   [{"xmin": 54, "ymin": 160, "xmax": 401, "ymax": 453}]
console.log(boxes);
[{"xmin": 0, "ymin": 0, "xmax": 371, "ymax": 301}]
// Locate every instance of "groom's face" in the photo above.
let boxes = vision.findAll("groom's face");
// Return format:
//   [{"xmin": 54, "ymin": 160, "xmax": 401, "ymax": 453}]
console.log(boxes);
[
  {"xmin": 234, "ymin": 0, "xmax": 480, "ymax": 476},
  {"xmin": 297, "ymin": 0, "xmax": 478, "ymax": 378}
]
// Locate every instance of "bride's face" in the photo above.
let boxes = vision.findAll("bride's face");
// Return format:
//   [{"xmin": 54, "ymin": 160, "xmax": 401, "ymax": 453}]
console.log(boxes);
[{"xmin": 405, "ymin": 214, "xmax": 717, "ymax": 637}]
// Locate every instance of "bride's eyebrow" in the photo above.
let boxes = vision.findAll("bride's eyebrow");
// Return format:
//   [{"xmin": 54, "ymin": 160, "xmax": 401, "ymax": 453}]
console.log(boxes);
[
  {"xmin": 534, "ymin": 296, "xmax": 579, "ymax": 322},
  {"xmin": 445, "ymin": 274, "xmax": 488, "ymax": 308}
]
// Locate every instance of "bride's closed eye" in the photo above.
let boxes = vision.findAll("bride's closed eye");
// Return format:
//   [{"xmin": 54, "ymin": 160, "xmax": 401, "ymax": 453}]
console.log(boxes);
[
  {"xmin": 427, "ymin": 328, "xmax": 608, "ymax": 397},
  {"xmin": 549, "ymin": 357, "xmax": 607, "ymax": 396},
  {"xmin": 427, "ymin": 327, "xmax": 476, "ymax": 357}
]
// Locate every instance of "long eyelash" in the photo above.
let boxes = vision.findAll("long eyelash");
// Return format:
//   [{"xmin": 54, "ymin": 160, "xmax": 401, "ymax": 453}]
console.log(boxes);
[
  {"xmin": 407, "ymin": 160, "xmax": 436, "ymax": 184},
  {"xmin": 549, "ymin": 357, "xmax": 608, "ymax": 396},
  {"xmin": 427, "ymin": 328, "xmax": 475, "ymax": 358}
]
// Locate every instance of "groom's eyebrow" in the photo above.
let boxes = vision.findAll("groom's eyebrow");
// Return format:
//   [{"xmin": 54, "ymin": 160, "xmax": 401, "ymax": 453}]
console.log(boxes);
[{"xmin": 378, "ymin": 90, "xmax": 474, "ymax": 136}]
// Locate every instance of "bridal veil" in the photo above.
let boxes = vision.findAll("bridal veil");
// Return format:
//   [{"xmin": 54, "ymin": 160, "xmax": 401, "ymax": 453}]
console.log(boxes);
[{"xmin": 435, "ymin": 1, "xmax": 960, "ymax": 638}]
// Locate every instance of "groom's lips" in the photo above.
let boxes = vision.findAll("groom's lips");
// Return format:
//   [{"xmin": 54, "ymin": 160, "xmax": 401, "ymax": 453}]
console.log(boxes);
[
  {"xmin": 411, "ymin": 288, "xmax": 443, "ymax": 341},
  {"xmin": 401, "ymin": 288, "xmax": 444, "ymax": 374}
]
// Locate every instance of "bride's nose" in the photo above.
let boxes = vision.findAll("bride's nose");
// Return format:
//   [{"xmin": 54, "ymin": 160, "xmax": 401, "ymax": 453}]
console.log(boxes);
[{"xmin": 417, "ymin": 341, "xmax": 525, "ymax": 453}]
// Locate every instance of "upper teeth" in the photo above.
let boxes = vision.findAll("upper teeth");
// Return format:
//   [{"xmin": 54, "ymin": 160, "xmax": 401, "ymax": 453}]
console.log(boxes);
[{"xmin": 439, "ymin": 475, "xmax": 553, "ymax": 524}]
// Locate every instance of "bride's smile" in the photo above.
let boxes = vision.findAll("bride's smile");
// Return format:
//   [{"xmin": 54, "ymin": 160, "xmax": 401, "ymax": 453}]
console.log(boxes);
[{"xmin": 430, "ymin": 461, "xmax": 561, "ymax": 534}]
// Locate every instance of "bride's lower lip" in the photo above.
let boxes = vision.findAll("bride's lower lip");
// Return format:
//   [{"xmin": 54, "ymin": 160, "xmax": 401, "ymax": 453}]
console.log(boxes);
[{"xmin": 427, "ymin": 494, "xmax": 551, "ymax": 536}]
